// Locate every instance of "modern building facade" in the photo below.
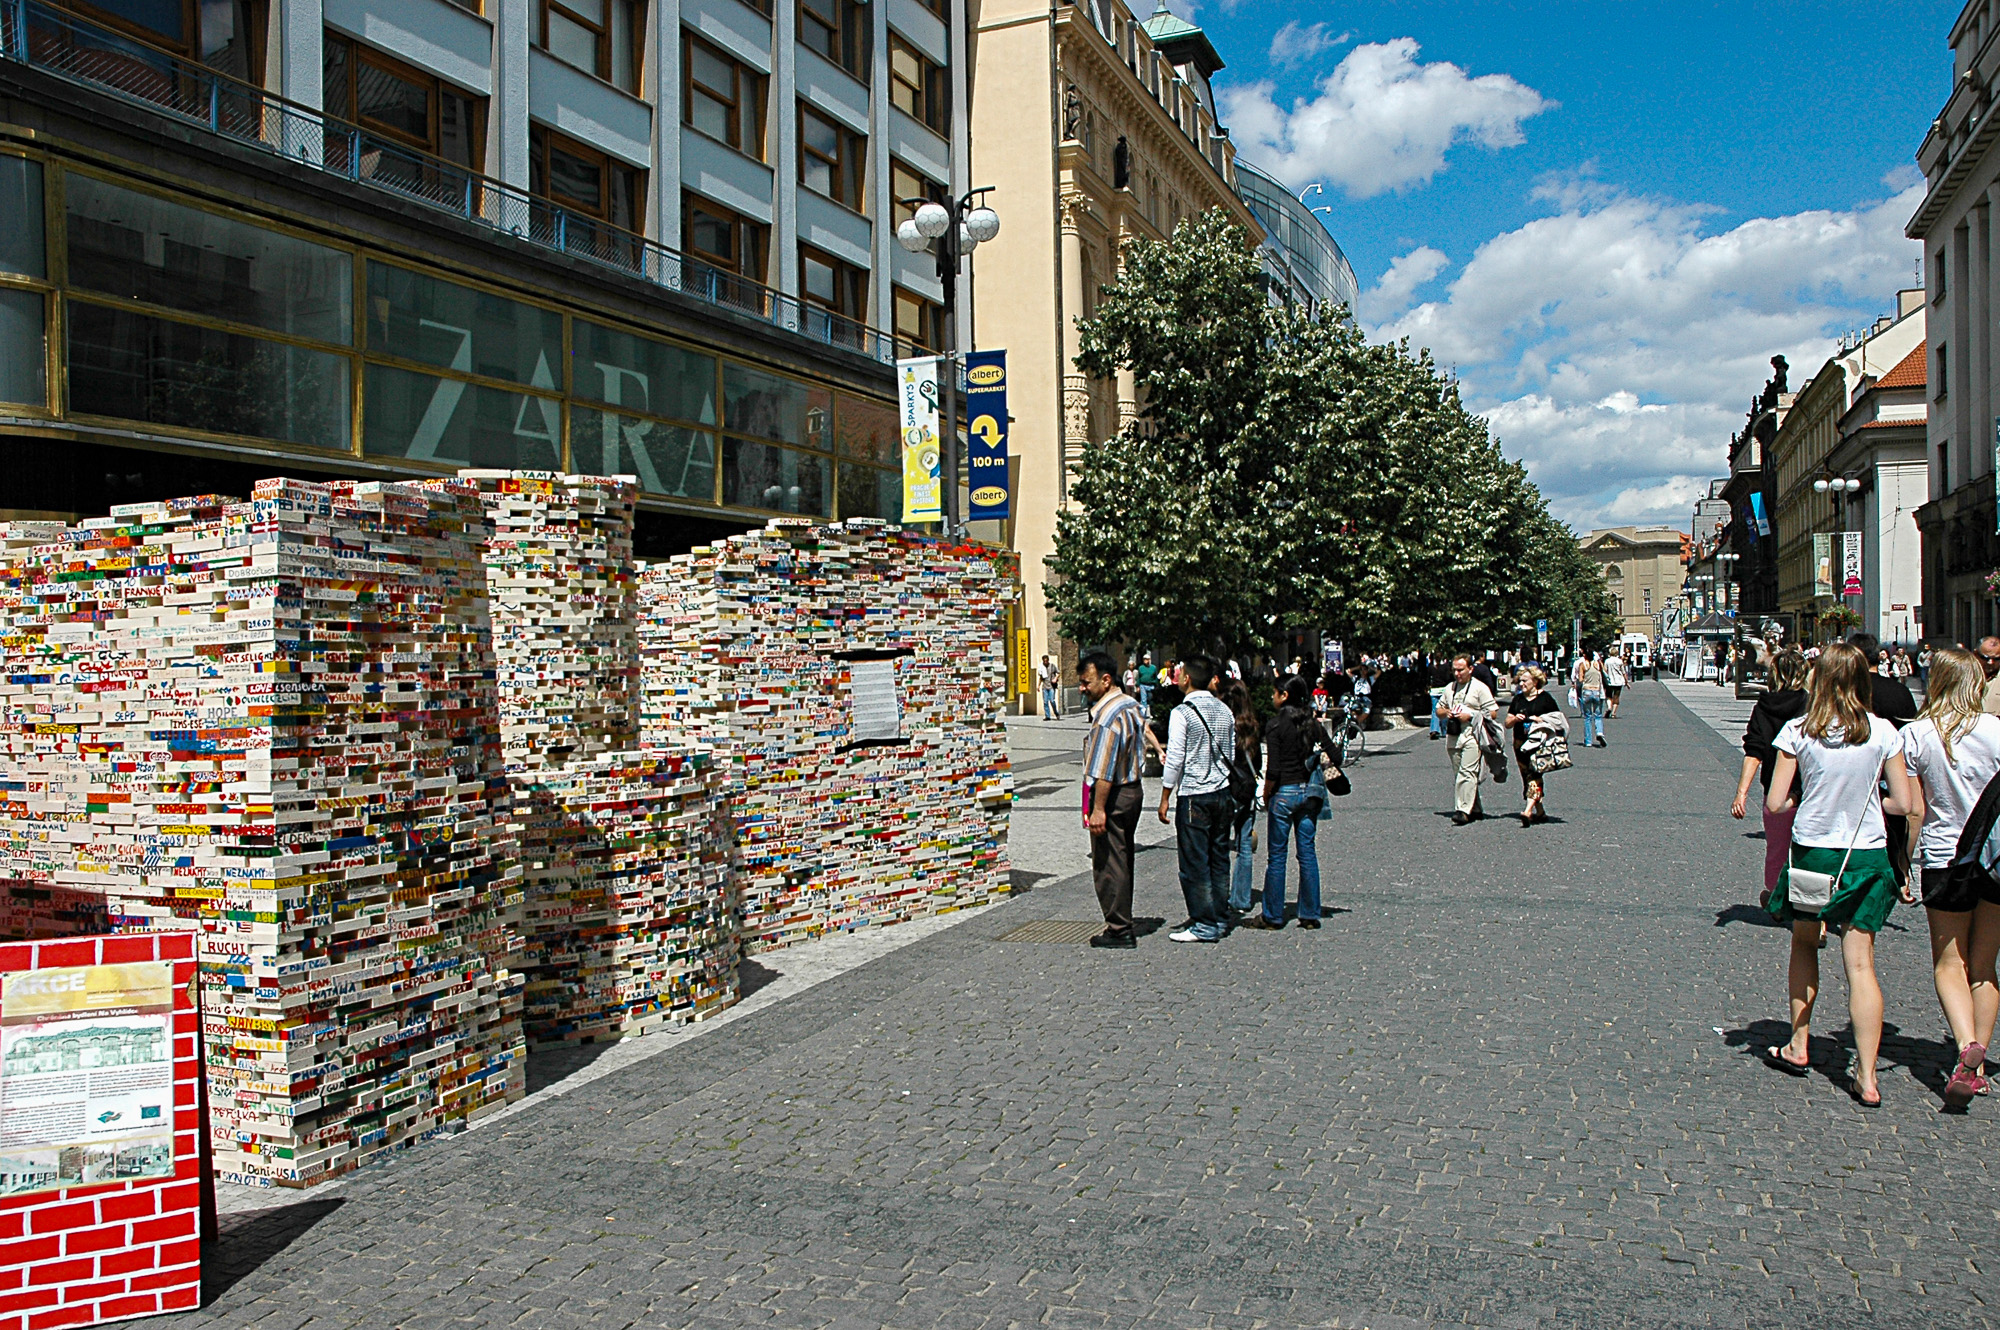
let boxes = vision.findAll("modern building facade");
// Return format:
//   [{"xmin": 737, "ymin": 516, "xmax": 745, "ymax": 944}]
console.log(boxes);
[
  {"xmin": 1767, "ymin": 293, "xmax": 1924, "ymax": 637},
  {"xmin": 969, "ymin": 0, "xmax": 1262, "ymax": 678},
  {"xmin": 0, "ymin": 0, "xmax": 962, "ymax": 549},
  {"xmin": 1578, "ymin": 527, "xmax": 1684, "ymax": 639},
  {"xmin": 1233, "ymin": 159, "xmax": 1357, "ymax": 318},
  {"xmin": 1830, "ymin": 340, "xmax": 1930, "ymax": 645},
  {"xmin": 1911, "ymin": 0, "xmax": 2000, "ymax": 643}
]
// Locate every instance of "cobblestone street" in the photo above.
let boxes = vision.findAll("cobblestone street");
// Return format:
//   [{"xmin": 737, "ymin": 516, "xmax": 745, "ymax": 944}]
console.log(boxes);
[{"xmin": 138, "ymin": 682, "xmax": 2000, "ymax": 1329}]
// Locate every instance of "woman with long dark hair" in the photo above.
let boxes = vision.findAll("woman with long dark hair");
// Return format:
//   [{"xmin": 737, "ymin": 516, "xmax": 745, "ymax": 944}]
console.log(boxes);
[
  {"xmin": 1763, "ymin": 642, "xmax": 1916, "ymax": 1107},
  {"xmin": 1221, "ymin": 679, "xmax": 1263, "ymax": 924},
  {"xmin": 1243, "ymin": 676, "xmax": 1340, "ymax": 930},
  {"xmin": 1733, "ymin": 648, "xmax": 1810, "ymax": 910}
]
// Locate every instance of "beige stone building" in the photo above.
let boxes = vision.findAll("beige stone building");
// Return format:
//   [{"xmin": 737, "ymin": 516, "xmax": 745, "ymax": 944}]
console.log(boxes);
[
  {"xmin": 1578, "ymin": 528, "xmax": 1687, "ymax": 638},
  {"xmin": 969, "ymin": 0, "xmax": 1262, "ymax": 690}
]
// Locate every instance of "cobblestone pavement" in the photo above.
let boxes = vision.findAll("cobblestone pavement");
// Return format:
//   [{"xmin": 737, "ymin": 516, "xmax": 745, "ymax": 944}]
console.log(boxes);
[{"xmin": 134, "ymin": 681, "xmax": 2000, "ymax": 1329}]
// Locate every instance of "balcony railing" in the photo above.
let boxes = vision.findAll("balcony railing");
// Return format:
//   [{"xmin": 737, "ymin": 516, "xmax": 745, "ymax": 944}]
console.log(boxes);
[{"xmin": 0, "ymin": 0, "xmax": 905, "ymax": 363}]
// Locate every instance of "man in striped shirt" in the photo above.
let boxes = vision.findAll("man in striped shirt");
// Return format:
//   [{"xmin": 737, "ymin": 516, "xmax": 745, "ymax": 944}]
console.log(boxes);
[{"xmin": 1080, "ymin": 649, "xmax": 1146, "ymax": 949}]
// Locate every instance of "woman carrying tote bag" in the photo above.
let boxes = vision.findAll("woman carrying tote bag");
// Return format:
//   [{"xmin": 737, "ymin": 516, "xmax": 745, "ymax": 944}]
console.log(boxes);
[{"xmin": 1762, "ymin": 642, "xmax": 1916, "ymax": 1107}]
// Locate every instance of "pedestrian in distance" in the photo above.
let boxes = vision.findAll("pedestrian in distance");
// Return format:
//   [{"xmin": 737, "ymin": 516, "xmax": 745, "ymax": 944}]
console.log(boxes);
[
  {"xmin": 1221, "ymin": 679, "xmax": 1263, "ymax": 923},
  {"xmin": 1428, "ymin": 656, "xmax": 1451, "ymax": 741},
  {"xmin": 1603, "ymin": 650, "xmax": 1628, "ymax": 718},
  {"xmin": 1502, "ymin": 665, "xmax": 1562, "ymax": 826},
  {"xmin": 1762, "ymin": 642, "xmax": 1916, "ymax": 1107},
  {"xmin": 1437, "ymin": 653, "xmax": 1495, "ymax": 825},
  {"xmin": 1732, "ymin": 648, "xmax": 1810, "ymax": 910},
  {"xmin": 1574, "ymin": 652, "xmax": 1608, "ymax": 747},
  {"xmin": 1852, "ymin": 632, "xmax": 1918, "ymax": 887},
  {"xmin": 1158, "ymin": 656, "xmax": 1237, "ymax": 943},
  {"xmin": 1137, "ymin": 651, "xmax": 1159, "ymax": 711},
  {"xmin": 1919, "ymin": 643, "xmax": 1933, "ymax": 688},
  {"xmin": 1122, "ymin": 660, "xmax": 1138, "ymax": 695},
  {"xmin": 1899, "ymin": 647, "xmax": 2000, "ymax": 1108},
  {"xmin": 1244, "ymin": 676, "xmax": 1342, "ymax": 929},
  {"xmin": 1077, "ymin": 651, "xmax": 1146, "ymax": 949},
  {"xmin": 1039, "ymin": 653, "xmax": 1063, "ymax": 720}
]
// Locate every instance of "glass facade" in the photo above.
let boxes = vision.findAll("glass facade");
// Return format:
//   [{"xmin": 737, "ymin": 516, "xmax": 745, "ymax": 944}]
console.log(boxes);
[
  {"xmin": 0, "ymin": 149, "xmax": 904, "ymax": 518},
  {"xmin": 1233, "ymin": 159, "xmax": 1359, "ymax": 316}
]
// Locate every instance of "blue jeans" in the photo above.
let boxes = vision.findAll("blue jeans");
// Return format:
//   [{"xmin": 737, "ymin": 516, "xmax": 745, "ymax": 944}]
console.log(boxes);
[
  {"xmin": 1175, "ymin": 791, "xmax": 1233, "ymax": 939},
  {"xmin": 1042, "ymin": 687, "xmax": 1060, "ymax": 719},
  {"xmin": 1579, "ymin": 692, "xmax": 1604, "ymax": 745},
  {"xmin": 1139, "ymin": 684, "xmax": 1154, "ymax": 711},
  {"xmin": 1263, "ymin": 783, "xmax": 1322, "ymax": 923},
  {"xmin": 1229, "ymin": 809, "xmax": 1256, "ymax": 913}
]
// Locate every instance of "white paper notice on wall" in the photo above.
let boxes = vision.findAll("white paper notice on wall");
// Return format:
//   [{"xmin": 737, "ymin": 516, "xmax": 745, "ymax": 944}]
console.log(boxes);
[{"xmin": 848, "ymin": 659, "xmax": 902, "ymax": 743}]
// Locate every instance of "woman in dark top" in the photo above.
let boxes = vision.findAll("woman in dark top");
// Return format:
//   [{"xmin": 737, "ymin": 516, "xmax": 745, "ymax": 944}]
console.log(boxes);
[
  {"xmin": 1502, "ymin": 665, "xmax": 1561, "ymax": 826},
  {"xmin": 1221, "ymin": 680, "xmax": 1263, "ymax": 921},
  {"xmin": 1246, "ymin": 676, "xmax": 1341, "ymax": 930},
  {"xmin": 1731, "ymin": 648, "xmax": 1810, "ymax": 908}
]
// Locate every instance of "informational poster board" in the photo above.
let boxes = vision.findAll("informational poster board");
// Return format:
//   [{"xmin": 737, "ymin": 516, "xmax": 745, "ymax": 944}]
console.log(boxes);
[
  {"xmin": 0, "ymin": 931, "xmax": 203, "ymax": 1326},
  {"xmin": 848, "ymin": 659, "xmax": 903, "ymax": 743}
]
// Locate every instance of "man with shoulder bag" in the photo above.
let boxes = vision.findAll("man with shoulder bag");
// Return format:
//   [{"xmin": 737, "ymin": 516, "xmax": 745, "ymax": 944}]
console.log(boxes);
[
  {"xmin": 1436, "ymin": 653, "xmax": 1495, "ymax": 825},
  {"xmin": 1159, "ymin": 656, "xmax": 1236, "ymax": 943}
]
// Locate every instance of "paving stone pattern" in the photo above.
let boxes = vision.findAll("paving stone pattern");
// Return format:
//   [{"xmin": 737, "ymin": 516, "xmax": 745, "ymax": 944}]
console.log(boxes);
[{"xmin": 134, "ymin": 684, "xmax": 2000, "ymax": 1328}]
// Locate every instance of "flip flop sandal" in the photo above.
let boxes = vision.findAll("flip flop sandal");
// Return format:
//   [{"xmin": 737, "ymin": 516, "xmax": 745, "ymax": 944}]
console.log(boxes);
[
  {"xmin": 1944, "ymin": 1043, "xmax": 1987, "ymax": 1110},
  {"xmin": 1763, "ymin": 1044, "xmax": 1810, "ymax": 1076},
  {"xmin": 1850, "ymin": 1083, "xmax": 1883, "ymax": 1108}
]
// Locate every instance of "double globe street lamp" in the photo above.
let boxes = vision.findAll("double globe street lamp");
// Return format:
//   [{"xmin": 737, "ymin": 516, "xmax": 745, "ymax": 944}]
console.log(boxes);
[{"xmin": 896, "ymin": 188, "xmax": 1000, "ymax": 531}]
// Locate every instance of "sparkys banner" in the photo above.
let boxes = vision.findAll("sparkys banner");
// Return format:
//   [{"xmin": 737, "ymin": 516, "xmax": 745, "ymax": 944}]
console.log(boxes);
[
  {"xmin": 964, "ymin": 349, "xmax": 1009, "ymax": 521},
  {"xmin": 898, "ymin": 357, "xmax": 942, "ymax": 523}
]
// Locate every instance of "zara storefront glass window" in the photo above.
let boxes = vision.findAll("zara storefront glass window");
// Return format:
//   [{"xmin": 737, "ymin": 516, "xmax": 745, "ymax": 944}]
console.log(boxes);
[
  {"xmin": 362, "ymin": 364, "xmax": 560, "ymax": 470},
  {"xmin": 0, "ymin": 157, "xmax": 46, "ymax": 409},
  {"xmin": 366, "ymin": 262, "xmax": 564, "ymax": 386},
  {"xmin": 722, "ymin": 437, "xmax": 828, "ymax": 515}
]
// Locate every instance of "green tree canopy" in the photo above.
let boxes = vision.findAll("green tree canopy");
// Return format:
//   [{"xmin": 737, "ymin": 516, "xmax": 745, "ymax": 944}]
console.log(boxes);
[{"xmin": 1047, "ymin": 212, "xmax": 1621, "ymax": 660}]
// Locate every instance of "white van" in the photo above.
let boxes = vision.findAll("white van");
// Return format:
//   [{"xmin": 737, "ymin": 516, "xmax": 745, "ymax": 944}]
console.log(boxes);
[{"xmin": 1618, "ymin": 633, "xmax": 1652, "ymax": 675}]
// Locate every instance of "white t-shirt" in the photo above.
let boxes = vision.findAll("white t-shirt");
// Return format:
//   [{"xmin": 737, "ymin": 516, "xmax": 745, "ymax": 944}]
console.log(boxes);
[
  {"xmin": 1773, "ymin": 713, "xmax": 1901, "ymax": 849},
  {"xmin": 1901, "ymin": 714, "xmax": 2000, "ymax": 868},
  {"xmin": 1604, "ymin": 658, "xmax": 1627, "ymax": 687}
]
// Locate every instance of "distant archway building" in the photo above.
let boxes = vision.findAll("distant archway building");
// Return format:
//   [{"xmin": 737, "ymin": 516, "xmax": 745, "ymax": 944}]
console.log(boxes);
[{"xmin": 1578, "ymin": 528, "xmax": 1686, "ymax": 639}]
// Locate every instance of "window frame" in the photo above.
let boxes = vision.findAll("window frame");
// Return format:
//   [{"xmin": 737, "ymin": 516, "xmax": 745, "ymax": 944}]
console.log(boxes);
[
  {"xmin": 682, "ymin": 32, "xmax": 766, "ymax": 158},
  {"xmin": 684, "ymin": 196, "xmax": 769, "ymax": 282},
  {"xmin": 799, "ymin": 244, "xmax": 868, "ymax": 323},
  {"xmin": 537, "ymin": 0, "xmax": 643, "ymax": 92},
  {"xmin": 889, "ymin": 158, "xmax": 946, "ymax": 230},
  {"xmin": 69, "ymin": 0, "xmax": 268, "ymax": 78},
  {"xmin": 530, "ymin": 124, "xmax": 645, "ymax": 231},
  {"xmin": 798, "ymin": 0, "xmax": 869, "ymax": 81},
  {"xmin": 887, "ymin": 34, "xmax": 947, "ymax": 134},
  {"xmin": 798, "ymin": 105, "xmax": 866, "ymax": 213},
  {"xmin": 323, "ymin": 32, "xmax": 487, "ymax": 167},
  {"xmin": 893, "ymin": 287, "xmax": 944, "ymax": 354}
]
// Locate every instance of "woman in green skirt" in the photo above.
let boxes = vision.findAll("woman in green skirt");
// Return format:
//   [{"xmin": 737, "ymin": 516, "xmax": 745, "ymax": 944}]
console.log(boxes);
[{"xmin": 1764, "ymin": 641, "xmax": 1917, "ymax": 1107}]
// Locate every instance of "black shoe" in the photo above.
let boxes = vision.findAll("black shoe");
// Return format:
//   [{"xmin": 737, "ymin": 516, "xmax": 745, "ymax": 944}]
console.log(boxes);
[
  {"xmin": 1451, "ymin": 812, "xmax": 1470, "ymax": 825},
  {"xmin": 1594, "ymin": 737, "xmax": 1607, "ymax": 748},
  {"xmin": 1240, "ymin": 916, "xmax": 1281, "ymax": 930},
  {"xmin": 1429, "ymin": 733, "xmax": 1441, "ymax": 740},
  {"xmin": 1297, "ymin": 919, "xmax": 1321, "ymax": 930},
  {"xmin": 1089, "ymin": 931, "xmax": 1136, "ymax": 949}
]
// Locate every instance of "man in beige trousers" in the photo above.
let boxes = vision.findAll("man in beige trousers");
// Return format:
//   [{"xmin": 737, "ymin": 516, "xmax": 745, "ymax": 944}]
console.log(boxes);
[{"xmin": 1436, "ymin": 653, "xmax": 1495, "ymax": 825}]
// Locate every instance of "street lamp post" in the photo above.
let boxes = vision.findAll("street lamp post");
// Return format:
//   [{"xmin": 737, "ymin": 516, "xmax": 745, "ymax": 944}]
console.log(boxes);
[{"xmin": 897, "ymin": 188, "xmax": 1001, "ymax": 533}]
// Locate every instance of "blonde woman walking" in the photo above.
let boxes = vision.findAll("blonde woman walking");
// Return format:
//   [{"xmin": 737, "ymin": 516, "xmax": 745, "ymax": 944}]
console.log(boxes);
[
  {"xmin": 1763, "ymin": 642, "xmax": 1916, "ymax": 1107},
  {"xmin": 1902, "ymin": 648, "xmax": 2000, "ymax": 1109}
]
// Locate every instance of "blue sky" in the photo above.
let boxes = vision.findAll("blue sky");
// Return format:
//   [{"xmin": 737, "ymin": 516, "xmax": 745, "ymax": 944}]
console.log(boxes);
[{"xmin": 1177, "ymin": 0, "xmax": 1959, "ymax": 529}]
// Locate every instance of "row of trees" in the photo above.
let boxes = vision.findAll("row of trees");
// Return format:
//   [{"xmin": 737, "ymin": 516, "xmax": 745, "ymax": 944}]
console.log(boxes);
[{"xmin": 1047, "ymin": 212, "xmax": 1621, "ymax": 662}]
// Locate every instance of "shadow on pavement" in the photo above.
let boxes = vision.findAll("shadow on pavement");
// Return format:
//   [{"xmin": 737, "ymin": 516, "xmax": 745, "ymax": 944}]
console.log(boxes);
[
  {"xmin": 204, "ymin": 1198, "xmax": 345, "ymax": 1305},
  {"xmin": 738, "ymin": 958, "xmax": 781, "ymax": 998},
  {"xmin": 1008, "ymin": 868, "xmax": 1054, "ymax": 893},
  {"xmin": 1715, "ymin": 903, "xmax": 1785, "ymax": 929}
]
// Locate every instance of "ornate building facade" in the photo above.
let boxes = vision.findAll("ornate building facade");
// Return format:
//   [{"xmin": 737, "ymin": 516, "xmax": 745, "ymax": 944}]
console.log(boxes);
[{"xmin": 968, "ymin": 0, "xmax": 1262, "ymax": 688}]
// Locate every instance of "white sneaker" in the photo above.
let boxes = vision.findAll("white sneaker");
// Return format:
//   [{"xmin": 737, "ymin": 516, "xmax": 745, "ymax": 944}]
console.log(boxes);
[{"xmin": 1169, "ymin": 928, "xmax": 1201, "ymax": 943}]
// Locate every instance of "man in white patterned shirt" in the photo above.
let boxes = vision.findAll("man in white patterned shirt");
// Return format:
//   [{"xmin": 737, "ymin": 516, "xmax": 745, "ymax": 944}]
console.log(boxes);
[
  {"xmin": 1158, "ymin": 655, "xmax": 1236, "ymax": 943},
  {"xmin": 1080, "ymin": 651, "xmax": 1146, "ymax": 948}
]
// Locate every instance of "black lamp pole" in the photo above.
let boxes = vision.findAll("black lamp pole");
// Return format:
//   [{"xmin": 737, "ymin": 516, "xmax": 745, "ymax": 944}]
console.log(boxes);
[{"xmin": 899, "ymin": 186, "xmax": 997, "ymax": 535}]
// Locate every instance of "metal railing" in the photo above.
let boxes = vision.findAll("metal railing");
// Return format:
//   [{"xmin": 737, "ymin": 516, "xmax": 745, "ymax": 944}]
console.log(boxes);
[{"xmin": 1, "ymin": 0, "xmax": 905, "ymax": 363}]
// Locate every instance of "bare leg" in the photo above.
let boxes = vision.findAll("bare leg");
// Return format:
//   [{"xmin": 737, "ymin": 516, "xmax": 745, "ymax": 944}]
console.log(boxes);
[
  {"xmin": 1969, "ymin": 900, "xmax": 2000, "ymax": 1051},
  {"xmin": 1930, "ymin": 906, "xmax": 1976, "ymax": 1050},
  {"xmin": 1785, "ymin": 918, "xmax": 1821, "ymax": 1060},
  {"xmin": 1844, "ymin": 928, "xmax": 1884, "ymax": 1100}
]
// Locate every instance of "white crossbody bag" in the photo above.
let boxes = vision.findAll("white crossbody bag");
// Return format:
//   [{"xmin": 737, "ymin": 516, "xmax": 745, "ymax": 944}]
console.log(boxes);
[{"xmin": 1787, "ymin": 776, "xmax": 1879, "ymax": 914}]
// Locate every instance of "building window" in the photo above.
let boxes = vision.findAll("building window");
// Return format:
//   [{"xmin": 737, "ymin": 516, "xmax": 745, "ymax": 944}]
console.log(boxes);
[
  {"xmin": 800, "ymin": 0, "xmax": 869, "ymax": 80},
  {"xmin": 1937, "ymin": 342, "xmax": 1948, "ymax": 399},
  {"xmin": 1935, "ymin": 249, "xmax": 1947, "ymax": 303},
  {"xmin": 894, "ymin": 287, "xmax": 944, "ymax": 353},
  {"xmin": 684, "ymin": 196, "xmax": 769, "ymax": 293},
  {"xmin": 889, "ymin": 35, "xmax": 947, "ymax": 134},
  {"xmin": 684, "ymin": 34, "xmax": 765, "ymax": 157},
  {"xmin": 538, "ymin": 0, "xmax": 641, "ymax": 92},
  {"xmin": 323, "ymin": 34, "xmax": 484, "ymax": 170},
  {"xmin": 530, "ymin": 125, "xmax": 642, "ymax": 232},
  {"xmin": 800, "ymin": 246, "xmax": 868, "ymax": 322},
  {"xmin": 890, "ymin": 159, "xmax": 946, "ymax": 228},
  {"xmin": 799, "ymin": 106, "xmax": 866, "ymax": 212},
  {"xmin": 74, "ymin": 0, "xmax": 268, "ymax": 80}
]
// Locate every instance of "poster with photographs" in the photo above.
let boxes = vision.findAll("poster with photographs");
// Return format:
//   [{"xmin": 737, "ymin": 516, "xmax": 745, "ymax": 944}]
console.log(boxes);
[{"xmin": 0, "ymin": 961, "xmax": 176, "ymax": 1196}]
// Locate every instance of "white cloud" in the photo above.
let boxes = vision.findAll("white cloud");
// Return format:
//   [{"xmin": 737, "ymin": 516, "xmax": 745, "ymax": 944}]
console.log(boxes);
[
  {"xmin": 1220, "ymin": 39, "xmax": 1550, "ymax": 198},
  {"xmin": 1269, "ymin": 21, "xmax": 1350, "ymax": 69},
  {"xmin": 1367, "ymin": 184, "xmax": 1925, "ymax": 529},
  {"xmin": 1357, "ymin": 247, "xmax": 1449, "ymax": 324}
]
